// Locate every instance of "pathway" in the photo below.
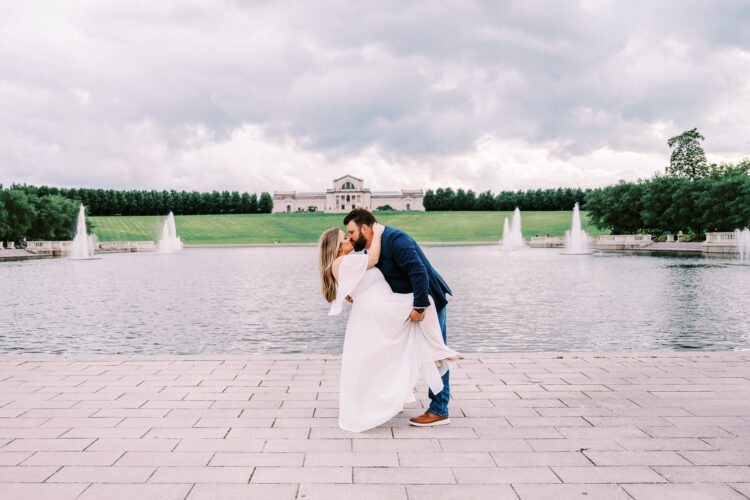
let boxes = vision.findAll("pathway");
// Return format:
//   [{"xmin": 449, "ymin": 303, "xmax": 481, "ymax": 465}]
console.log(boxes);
[{"xmin": 1, "ymin": 353, "xmax": 749, "ymax": 499}]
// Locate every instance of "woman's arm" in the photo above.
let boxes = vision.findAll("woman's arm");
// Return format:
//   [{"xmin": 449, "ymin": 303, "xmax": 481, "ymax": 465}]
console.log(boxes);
[{"xmin": 367, "ymin": 223, "xmax": 385, "ymax": 269}]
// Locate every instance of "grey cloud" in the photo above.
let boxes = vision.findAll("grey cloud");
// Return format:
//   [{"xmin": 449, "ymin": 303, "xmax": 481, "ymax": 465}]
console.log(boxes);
[{"xmin": 0, "ymin": 0, "xmax": 749, "ymax": 190}]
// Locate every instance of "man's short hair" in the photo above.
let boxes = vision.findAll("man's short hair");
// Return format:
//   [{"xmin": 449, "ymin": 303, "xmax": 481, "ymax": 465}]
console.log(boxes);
[{"xmin": 344, "ymin": 208, "xmax": 377, "ymax": 227}]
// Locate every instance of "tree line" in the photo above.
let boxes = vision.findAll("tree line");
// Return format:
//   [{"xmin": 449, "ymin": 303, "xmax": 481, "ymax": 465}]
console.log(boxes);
[
  {"xmin": 0, "ymin": 185, "xmax": 83, "ymax": 244},
  {"xmin": 424, "ymin": 187, "xmax": 589, "ymax": 211},
  {"xmin": 584, "ymin": 129, "xmax": 750, "ymax": 235},
  {"xmin": 6, "ymin": 184, "xmax": 274, "ymax": 216}
]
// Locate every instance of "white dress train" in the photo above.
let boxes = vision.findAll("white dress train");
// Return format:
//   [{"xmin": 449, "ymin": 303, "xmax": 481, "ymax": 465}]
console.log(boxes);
[{"xmin": 329, "ymin": 253, "xmax": 459, "ymax": 432}]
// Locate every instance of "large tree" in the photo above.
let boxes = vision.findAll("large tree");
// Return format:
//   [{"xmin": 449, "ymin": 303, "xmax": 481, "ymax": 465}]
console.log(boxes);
[
  {"xmin": 0, "ymin": 190, "xmax": 36, "ymax": 243},
  {"xmin": 258, "ymin": 192, "xmax": 273, "ymax": 213},
  {"xmin": 667, "ymin": 128, "xmax": 709, "ymax": 180}
]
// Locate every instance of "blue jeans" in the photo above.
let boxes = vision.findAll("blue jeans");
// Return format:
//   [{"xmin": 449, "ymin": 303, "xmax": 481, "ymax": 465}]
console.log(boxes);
[{"xmin": 428, "ymin": 306, "xmax": 450, "ymax": 417}]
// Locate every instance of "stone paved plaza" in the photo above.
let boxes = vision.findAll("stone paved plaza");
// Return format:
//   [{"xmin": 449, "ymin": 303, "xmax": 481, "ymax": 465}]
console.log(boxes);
[{"xmin": 1, "ymin": 353, "xmax": 749, "ymax": 499}]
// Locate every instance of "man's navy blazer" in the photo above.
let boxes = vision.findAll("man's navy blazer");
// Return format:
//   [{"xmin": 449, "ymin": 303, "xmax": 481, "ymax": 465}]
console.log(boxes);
[{"xmin": 375, "ymin": 226, "xmax": 452, "ymax": 311}]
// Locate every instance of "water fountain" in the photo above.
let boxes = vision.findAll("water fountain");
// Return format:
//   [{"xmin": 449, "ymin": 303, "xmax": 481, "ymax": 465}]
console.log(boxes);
[
  {"xmin": 69, "ymin": 204, "xmax": 95, "ymax": 259},
  {"xmin": 501, "ymin": 218, "xmax": 512, "ymax": 250},
  {"xmin": 563, "ymin": 203, "xmax": 592, "ymax": 255},
  {"xmin": 158, "ymin": 212, "xmax": 183, "ymax": 253},
  {"xmin": 501, "ymin": 208, "xmax": 524, "ymax": 249},
  {"xmin": 735, "ymin": 228, "xmax": 750, "ymax": 263}
]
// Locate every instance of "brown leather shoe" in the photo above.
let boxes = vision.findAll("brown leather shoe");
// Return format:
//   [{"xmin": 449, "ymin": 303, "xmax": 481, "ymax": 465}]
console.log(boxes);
[{"xmin": 409, "ymin": 411, "xmax": 450, "ymax": 427}]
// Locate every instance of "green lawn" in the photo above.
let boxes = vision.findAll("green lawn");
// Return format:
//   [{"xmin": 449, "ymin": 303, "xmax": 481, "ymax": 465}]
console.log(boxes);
[{"xmin": 89, "ymin": 211, "xmax": 606, "ymax": 244}]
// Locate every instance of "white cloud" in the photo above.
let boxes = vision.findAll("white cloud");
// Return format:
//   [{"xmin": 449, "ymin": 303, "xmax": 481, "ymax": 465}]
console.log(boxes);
[{"xmin": 0, "ymin": 0, "xmax": 748, "ymax": 192}]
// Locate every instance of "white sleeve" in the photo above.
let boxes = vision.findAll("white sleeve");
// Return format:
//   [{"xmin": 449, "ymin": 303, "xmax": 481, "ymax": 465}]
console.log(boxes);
[{"xmin": 328, "ymin": 253, "xmax": 369, "ymax": 316}]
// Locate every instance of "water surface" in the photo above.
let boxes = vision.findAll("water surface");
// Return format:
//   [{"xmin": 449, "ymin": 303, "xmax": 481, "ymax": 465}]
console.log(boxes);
[{"xmin": 1, "ymin": 247, "xmax": 748, "ymax": 354}]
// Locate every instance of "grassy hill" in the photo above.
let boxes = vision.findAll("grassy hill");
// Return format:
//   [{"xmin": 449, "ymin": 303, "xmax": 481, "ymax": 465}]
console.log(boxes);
[{"xmin": 89, "ymin": 211, "xmax": 606, "ymax": 245}]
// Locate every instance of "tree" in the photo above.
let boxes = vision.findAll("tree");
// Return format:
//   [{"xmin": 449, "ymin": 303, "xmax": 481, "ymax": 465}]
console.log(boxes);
[
  {"xmin": 476, "ymin": 190, "xmax": 495, "ymax": 211},
  {"xmin": 0, "ymin": 190, "xmax": 36, "ymax": 242},
  {"xmin": 667, "ymin": 128, "xmax": 709, "ymax": 180},
  {"xmin": 28, "ymin": 195, "xmax": 80, "ymax": 240},
  {"xmin": 258, "ymin": 192, "xmax": 273, "ymax": 213},
  {"xmin": 375, "ymin": 205, "xmax": 394, "ymax": 211},
  {"xmin": 423, "ymin": 189, "xmax": 436, "ymax": 211},
  {"xmin": 248, "ymin": 193, "xmax": 259, "ymax": 213},
  {"xmin": 0, "ymin": 192, "xmax": 8, "ymax": 243}
]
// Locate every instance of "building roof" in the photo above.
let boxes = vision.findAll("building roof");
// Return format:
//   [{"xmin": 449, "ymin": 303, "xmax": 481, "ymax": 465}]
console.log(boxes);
[
  {"xmin": 333, "ymin": 174, "xmax": 363, "ymax": 182},
  {"xmin": 371, "ymin": 191, "xmax": 402, "ymax": 196}
]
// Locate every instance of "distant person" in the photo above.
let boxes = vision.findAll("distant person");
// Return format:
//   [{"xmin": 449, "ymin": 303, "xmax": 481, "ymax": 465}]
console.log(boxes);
[{"xmin": 317, "ymin": 209, "xmax": 458, "ymax": 432}]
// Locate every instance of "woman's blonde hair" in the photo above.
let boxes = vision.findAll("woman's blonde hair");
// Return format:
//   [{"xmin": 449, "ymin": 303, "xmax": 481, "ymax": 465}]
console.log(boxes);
[{"xmin": 318, "ymin": 228, "xmax": 341, "ymax": 303}]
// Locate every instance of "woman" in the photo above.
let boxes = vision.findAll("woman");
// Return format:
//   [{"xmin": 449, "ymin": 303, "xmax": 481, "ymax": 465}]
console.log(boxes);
[{"xmin": 318, "ymin": 223, "xmax": 459, "ymax": 432}]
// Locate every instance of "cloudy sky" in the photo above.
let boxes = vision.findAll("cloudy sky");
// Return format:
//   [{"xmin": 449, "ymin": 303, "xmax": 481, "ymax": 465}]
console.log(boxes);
[{"xmin": 1, "ymin": 0, "xmax": 749, "ymax": 194}]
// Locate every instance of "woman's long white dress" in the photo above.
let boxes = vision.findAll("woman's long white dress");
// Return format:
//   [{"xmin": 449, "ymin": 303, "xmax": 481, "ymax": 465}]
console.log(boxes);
[{"xmin": 329, "ymin": 253, "xmax": 459, "ymax": 432}]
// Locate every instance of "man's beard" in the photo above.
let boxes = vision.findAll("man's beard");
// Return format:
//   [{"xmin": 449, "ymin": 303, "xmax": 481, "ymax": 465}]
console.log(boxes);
[{"xmin": 352, "ymin": 233, "xmax": 367, "ymax": 252}]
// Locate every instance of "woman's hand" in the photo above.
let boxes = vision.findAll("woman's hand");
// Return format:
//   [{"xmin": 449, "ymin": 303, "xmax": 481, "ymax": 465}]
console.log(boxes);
[{"xmin": 373, "ymin": 223, "xmax": 385, "ymax": 236}]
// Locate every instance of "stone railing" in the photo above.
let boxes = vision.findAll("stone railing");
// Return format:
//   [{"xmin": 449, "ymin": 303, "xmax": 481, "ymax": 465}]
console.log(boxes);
[
  {"xmin": 595, "ymin": 234, "xmax": 652, "ymax": 250},
  {"xmin": 25, "ymin": 240, "xmax": 157, "ymax": 255},
  {"xmin": 529, "ymin": 236, "xmax": 565, "ymax": 248},
  {"xmin": 26, "ymin": 241, "xmax": 73, "ymax": 254},
  {"xmin": 99, "ymin": 241, "xmax": 156, "ymax": 252},
  {"xmin": 702, "ymin": 232, "xmax": 739, "ymax": 255},
  {"xmin": 2, "ymin": 241, "xmax": 14, "ymax": 250},
  {"xmin": 704, "ymin": 232, "xmax": 736, "ymax": 243}
]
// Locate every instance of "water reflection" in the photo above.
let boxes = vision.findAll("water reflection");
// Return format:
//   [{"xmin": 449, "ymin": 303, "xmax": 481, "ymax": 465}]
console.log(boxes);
[{"xmin": 1, "ymin": 247, "xmax": 748, "ymax": 354}]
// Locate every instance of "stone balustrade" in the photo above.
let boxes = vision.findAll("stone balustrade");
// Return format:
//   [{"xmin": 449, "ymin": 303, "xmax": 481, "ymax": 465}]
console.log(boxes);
[
  {"xmin": 702, "ymin": 232, "xmax": 739, "ymax": 254},
  {"xmin": 99, "ymin": 241, "xmax": 157, "ymax": 252},
  {"xmin": 595, "ymin": 234, "xmax": 652, "ymax": 250},
  {"xmin": 705, "ymin": 231, "xmax": 736, "ymax": 243},
  {"xmin": 26, "ymin": 241, "xmax": 72, "ymax": 255},
  {"xmin": 24, "ymin": 240, "xmax": 157, "ymax": 255},
  {"xmin": 529, "ymin": 236, "xmax": 565, "ymax": 248}
]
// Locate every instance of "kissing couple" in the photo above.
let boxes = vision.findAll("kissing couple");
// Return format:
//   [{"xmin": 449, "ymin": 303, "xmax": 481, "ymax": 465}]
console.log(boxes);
[{"xmin": 318, "ymin": 208, "xmax": 460, "ymax": 432}]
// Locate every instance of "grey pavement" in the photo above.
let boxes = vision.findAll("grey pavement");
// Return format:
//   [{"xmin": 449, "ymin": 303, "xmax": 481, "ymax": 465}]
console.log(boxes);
[{"xmin": 1, "ymin": 352, "xmax": 749, "ymax": 499}]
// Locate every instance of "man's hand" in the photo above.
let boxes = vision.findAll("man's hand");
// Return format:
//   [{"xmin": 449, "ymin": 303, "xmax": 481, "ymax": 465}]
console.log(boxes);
[
  {"xmin": 345, "ymin": 295, "xmax": 353, "ymax": 303},
  {"xmin": 408, "ymin": 309, "xmax": 425, "ymax": 322}
]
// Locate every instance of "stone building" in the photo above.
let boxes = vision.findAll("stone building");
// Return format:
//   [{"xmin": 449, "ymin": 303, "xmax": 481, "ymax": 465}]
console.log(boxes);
[{"xmin": 272, "ymin": 175, "xmax": 424, "ymax": 213}]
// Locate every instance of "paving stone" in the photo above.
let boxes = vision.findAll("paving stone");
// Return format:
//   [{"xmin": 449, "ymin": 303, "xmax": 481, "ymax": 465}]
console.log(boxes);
[
  {"xmin": 453, "ymin": 466, "xmax": 559, "ymax": 484},
  {"xmin": 148, "ymin": 465, "xmax": 252, "ymax": 483},
  {"xmin": 398, "ymin": 452, "xmax": 495, "ymax": 467},
  {"xmin": 653, "ymin": 465, "xmax": 750, "ymax": 483},
  {"xmin": 78, "ymin": 483, "xmax": 193, "ymax": 500},
  {"xmin": 60, "ymin": 426, "xmax": 150, "ymax": 438},
  {"xmin": 252, "ymin": 466, "xmax": 351, "ymax": 483},
  {"xmin": 87, "ymin": 438, "xmax": 180, "ymax": 452},
  {"xmin": 0, "ymin": 483, "xmax": 88, "ymax": 499},
  {"xmin": 676, "ymin": 450, "xmax": 750, "ymax": 465},
  {"xmin": 490, "ymin": 451, "xmax": 590, "ymax": 466},
  {"xmin": 116, "ymin": 451, "xmax": 213, "ymax": 466},
  {"xmin": 47, "ymin": 465, "xmax": 156, "ymax": 483},
  {"xmin": 23, "ymin": 451, "xmax": 123, "ymax": 466},
  {"xmin": 0, "ymin": 465, "xmax": 59, "ymax": 482},
  {"xmin": 584, "ymin": 450, "xmax": 691, "ymax": 466},
  {"xmin": 3, "ymin": 438, "xmax": 95, "ymax": 451},
  {"xmin": 305, "ymin": 451, "xmax": 398, "ymax": 466},
  {"xmin": 187, "ymin": 484, "xmax": 298, "ymax": 500},
  {"xmin": 354, "ymin": 466, "xmax": 455, "ymax": 484},
  {"xmin": 0, "ymin": 451, "xmax": 33, "ymax": 465},
  {"xmin": 406, "ymin": 484, "xmax": 517, "ymax": 499},
  {"xmin": 211, "ymin": 452, "xmax": 305, "ymax": 466},
  {"xmin": 514, "ymin": 483, "xmax": 632, "ymax": 499},
  {"xmin": 557, "ymin": 463, "xmax": 670, "ymax": 485},
  {"xmin": 622, "ymin": 483, "xmax": 748, "ymax": 499},
  {"xmin": 299, "ymin": 484, "xmax": 407, "ymax": 500},
  {"xmin": 439, "ymin": 438, "xmax": 532, "ymax": 452}
]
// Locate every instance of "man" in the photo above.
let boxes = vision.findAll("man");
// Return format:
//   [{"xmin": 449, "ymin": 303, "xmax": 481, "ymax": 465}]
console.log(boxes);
[{"xmin": 343, "ymin": 208, "xmax": 453, "ymax": 426}]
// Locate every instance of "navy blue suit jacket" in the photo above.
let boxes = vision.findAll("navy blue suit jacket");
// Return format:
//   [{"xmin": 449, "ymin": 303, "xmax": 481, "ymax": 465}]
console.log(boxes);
[{"xmin": 375, "ymin": 226, "xmax": 452, "ymax": 311}]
